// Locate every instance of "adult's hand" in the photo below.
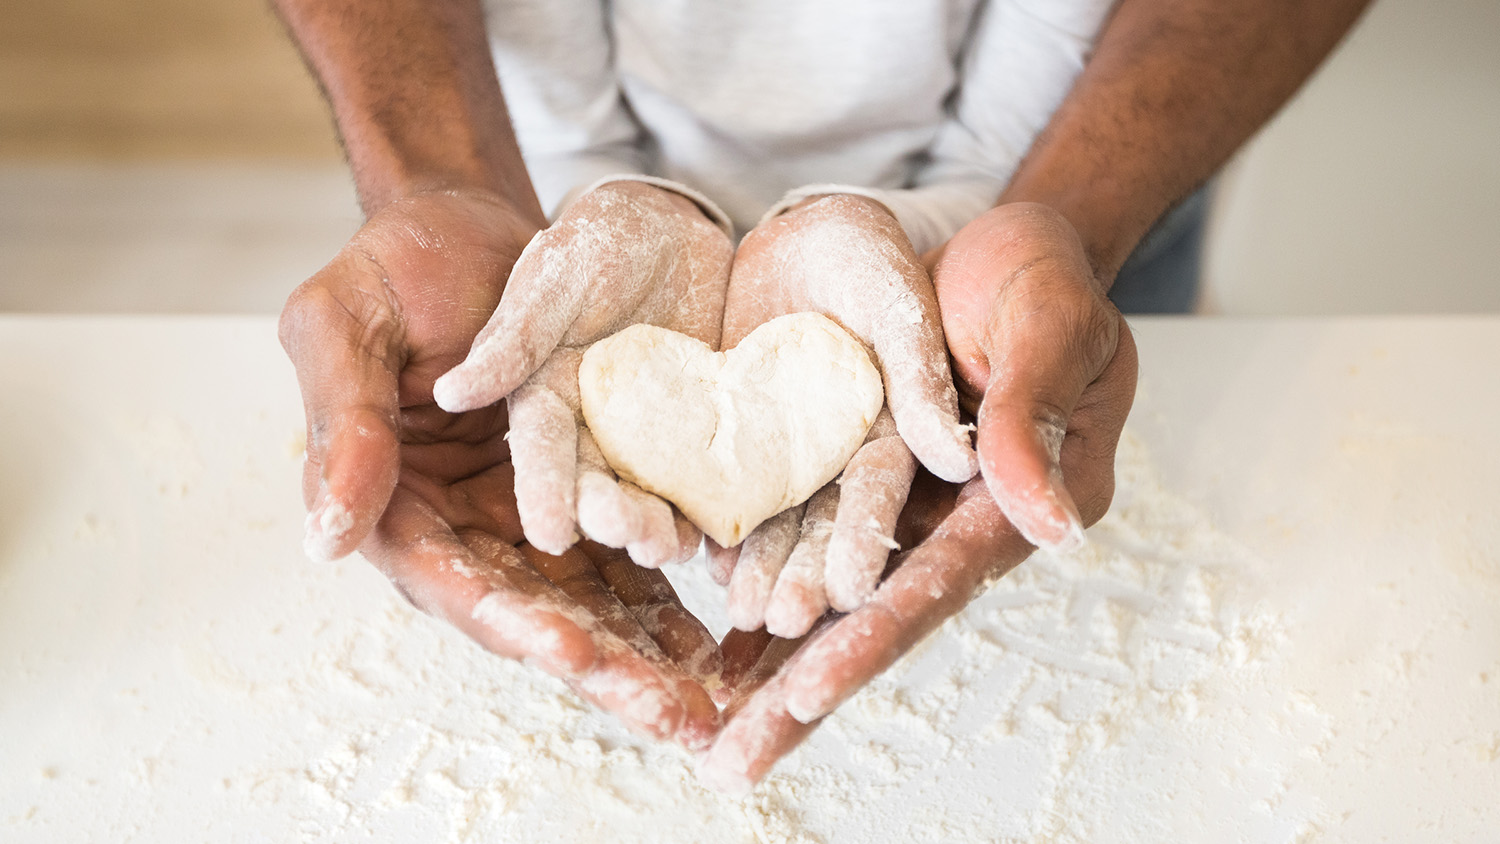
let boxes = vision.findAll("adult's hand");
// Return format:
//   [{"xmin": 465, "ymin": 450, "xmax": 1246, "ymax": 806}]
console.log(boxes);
[
  {"xmin": 280, "ymin": 189, "xmax": 722, "ymax": 750},
  {"xmin": 433, "ymin": 180, "xmax": 733, "ymax": 568},
  {"xmin": 698, "ymin": 203, "xmax": 1137, "ymax": 790},
  {"xmin": 698, "ymin": 471, "xmax": 1023, "ymax": 793},
  {"xmin": 933, "ymin": 201, "xmax": 1138, "ymax": 553},
  {"xmin": 695, "ymin": 0, "xmax": 1373, "ymax": 789},
  {"xmin": 713, "ymin": 195, "xmax": 978, "ymax": 640}
]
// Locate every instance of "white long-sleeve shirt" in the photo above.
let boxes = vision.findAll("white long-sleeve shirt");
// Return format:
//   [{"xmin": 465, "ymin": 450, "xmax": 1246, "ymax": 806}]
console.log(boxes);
[{"xmin": 482, "ymin": 0, "xmax": 1114, "ymax": 253}]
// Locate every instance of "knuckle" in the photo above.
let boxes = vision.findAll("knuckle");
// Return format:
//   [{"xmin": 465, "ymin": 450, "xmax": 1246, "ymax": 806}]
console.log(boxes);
[
  {"xmin": 1068, "ymin": 297, "xmax": 1121, "ymax": 371},
  {"xmin": 1026, "ymin": 398, "xmax": 1071, "ymax": 440},
  {"xmin": 277, "ymin": 280, "xmax": 322, "ymax": 355},
  {"xmin": 1075, "ymin": 474, "xmax": 1117, "ymax": 527},
  {"xmin": 1064, "ymin": 433, "xmax": 1120, "ymax": 526},
  {"xmin": 281, "ymin": 268, "xmax": 407, "ymax": 378}
]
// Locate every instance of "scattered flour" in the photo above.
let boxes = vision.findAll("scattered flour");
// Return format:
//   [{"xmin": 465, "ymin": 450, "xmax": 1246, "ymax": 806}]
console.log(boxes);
[
  {"xmin": 8, "ymin": 316, "xmax": 1498, "ymax": 843},
  {"xmin": 20, "ymin": 404, "xmax": 1473, "ymax": 842},
  {"xmin": 228, "ymin": 431, "xmax": 1320, "ymax": 842}
]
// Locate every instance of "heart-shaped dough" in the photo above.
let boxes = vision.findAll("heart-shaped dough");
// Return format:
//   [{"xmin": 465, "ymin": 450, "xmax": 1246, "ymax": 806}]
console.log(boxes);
[{"xmin": 579, "ymin": 312, "xmax": 883, "ymax": 547}]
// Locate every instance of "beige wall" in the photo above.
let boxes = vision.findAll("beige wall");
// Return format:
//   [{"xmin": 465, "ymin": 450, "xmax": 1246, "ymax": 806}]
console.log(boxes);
[
  {"xmin": 0, "ymin": 0, "xmax": 339, "ymax": 159},
  {"xmin": 1203, "ymin": 0, "xmax": 1500, "ymax": 314},
  {"xmin": 2, "ymin": 0, "xmax": 1496, "ymax": 314}
]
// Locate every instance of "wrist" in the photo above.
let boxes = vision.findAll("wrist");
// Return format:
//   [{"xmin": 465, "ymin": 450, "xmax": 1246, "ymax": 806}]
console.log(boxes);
[
  {"xmin": 579, "ymin": 176, "xmax": 734, "ymax": 237},
  {"xmin": 341, "ymin": 127, "xmax": 534, "ymax": 219},
  {"xmin": 274, "ymin": 0, "xmax": 544, "ymax": 225},
  {"xmin": 785, "ymin": 193, "xmax": 892, "ymax": 218},
  {"xmin": 997, "ymin": 161, "xmax": 1166, "ymax": 289},
  {"xmin": 763, "ymin": 186, "xmax": 900, "ymax": 230}
]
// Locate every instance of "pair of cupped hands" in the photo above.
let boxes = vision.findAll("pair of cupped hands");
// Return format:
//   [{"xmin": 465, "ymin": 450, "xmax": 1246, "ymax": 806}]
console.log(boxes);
[{"xmin": 278, "ymin": 178, "xmax": 1137, "ymax": 792}]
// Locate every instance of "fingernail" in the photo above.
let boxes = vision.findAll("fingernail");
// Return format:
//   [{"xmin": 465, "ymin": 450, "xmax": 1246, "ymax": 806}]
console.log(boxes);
[
  {"xmin": 762, "ymin": 582, "xmax": 820, "ymax": 640},
  {"xmin": 695, "ymin": 753, "xmax": 755, "ymax": 797},
  {"xmin": 677, "ymin": 710, "xmax": 719, "ymax": 753},
  {"xmin": 910, "ymin": 408, "xmax": 980, "ymax": 483},
  {"xmin": 624, "ymin": 541, "xmax": 667, "ymax": 569},
  {"xmin": 708, "ymin": 677, "xmax": 733, "ymax": 707},
  {"xmin": 784, "ymin": 695, "xmax": 822, "ymax": 725},
  {"xmin": 1024, "ymin": 498, "xmax": 1087, "ymax": 553},
  {"xmin": 988, "ymin": 474, "xmax": 1088, "ymax": 555},
  {"xmin": 783, "ymin": 673, "xmax": 837, "ymax": 724},
  {"xmin": 1051, "ymin": 518, "xmax": 1088, "ymax": 553},
  {"xmin": 303, "ymin": 495, "xmax": 354, "ymax": 562}
]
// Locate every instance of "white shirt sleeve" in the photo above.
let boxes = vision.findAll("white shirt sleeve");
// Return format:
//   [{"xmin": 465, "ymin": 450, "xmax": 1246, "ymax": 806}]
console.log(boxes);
[
  {"xmin": 487, "ymin": 0, "xmax": 1115, "ymax": 247},
  {"xmin": 766, "ymin": 0, "xmax": 1116, "ymax": 253},
  {"xmin": 482, "ymin": 0, "xmax": 647, "ymax": 219}
]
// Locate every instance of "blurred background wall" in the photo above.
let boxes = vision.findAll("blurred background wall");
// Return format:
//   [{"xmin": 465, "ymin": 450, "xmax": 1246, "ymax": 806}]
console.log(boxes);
[
  {"xmin": 0, "ymin": 0, "xmax": 359, "ymax": 312},
  {"xmin": 1, "ymin": 0, "xmax": 1496, "ymax": 314}
]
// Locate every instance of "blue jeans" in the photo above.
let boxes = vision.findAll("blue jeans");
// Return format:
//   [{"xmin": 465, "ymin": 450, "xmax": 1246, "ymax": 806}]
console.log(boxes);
[{"xmin": 1107, "ymin": 186, "xmax": 1208, "ymax": 315}]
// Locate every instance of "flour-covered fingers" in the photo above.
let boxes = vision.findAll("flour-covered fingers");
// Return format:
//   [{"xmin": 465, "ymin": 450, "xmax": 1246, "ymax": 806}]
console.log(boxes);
[
  {"xmin": 591, "ymin": 548, "xmax": 725, "ymax": 742},
  {"xmin": 432, "ymin": 228, "xmax": 582, "ymax": 413},
  {"xmin": 524, "ymin": 544, "xmax": 712, "ymax": 746},
  {"xmin": 717, "ymin": 627, "xmax": 774, "ymax": 702},
  {"xmin": 722, "ymin": 632, "xmax": 809, "ymax": 715},
  {"xmin": 975, "ymin": 384, "xmax": 1085, "ymax": 552},
  {"xmin": 782, "ymin": 483, "xmax": 1032, "ymax": 724},
  {"xmin": 574, "ymin": 427, "xmax": 645, "ymax": 547},
  {"xmin": 669, "ymin": 508, "xmax": 705, "ymax": 564},
  {"xmin": 824, "ymin": 431, "xmax": 918, "ymax": 613},
  {"xmin": 592, "ymin": 547, "xmax": 723, "ymax": 680},
  {"xmin": 279, "ymin": 271, "xmax": 404, "ymax": 563},
  {"xmin": 523, "ymin": 544, "xmax": 658, "ymax": 650},
  {"xmin": 619, "ymin": 483, "xmax": 694, "ymax": 568},
  {"xmin": 764, "ymin": 485, "xmax": 840, "ymax": 639},
  {"xmin": 507, "ymin": 383, "xmax": 581, "ymax": 555},
  {"xmin": 974, "ymin": 268, "xmax": 1125, "ymax": 551},
  {"xmin": 575, "ymin": 449, "xmax": 698, "ymax": 567},
  {"xmin": 726, "ymin": 505, "xmax": 804, "ymax": 631},
  {"xmin": 698, "ymin": 635, "xmax": 820, "ymax": 795},
  {"xmin": 705, "ymin": 538, "xmax": 741, "ymax": 587},
  {"xmin": 871, "ymin": 319, "xmax": 978, "ymax": 485},
  {"xmin": 298, "ymin": 405, "xmax": 401, "ymax": 563},
  {"xmin": 558, "ymin": 543, "xmax": 722, "ymax": 749},
  {"xmin": 460, "ymin": 535, "xmax": 608, "ymax": 678},
  {"xmin": 361, "ymin": 489, "xmax": 596, "ymax": 677}
]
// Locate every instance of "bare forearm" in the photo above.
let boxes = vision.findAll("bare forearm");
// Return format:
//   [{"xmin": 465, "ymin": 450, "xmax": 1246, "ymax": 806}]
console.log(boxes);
[
  {"xmin": 272, "ymin": 0, "xmax": 542, "ymax": 221},
  {"xmin": 1001, "ymin": 0, "xmax": 1372, "ymax": 282}
]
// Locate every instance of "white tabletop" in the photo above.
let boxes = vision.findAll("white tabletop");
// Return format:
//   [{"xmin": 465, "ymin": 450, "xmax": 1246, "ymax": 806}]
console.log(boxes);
[{"xmin": 1, "ymin": 316, "xmax": 1496, "ymax": 842}]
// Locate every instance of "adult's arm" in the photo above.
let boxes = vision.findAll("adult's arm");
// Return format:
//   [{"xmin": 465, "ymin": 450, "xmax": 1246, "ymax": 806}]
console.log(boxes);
[
  {"xmin": 272, "ymin": 0, "xmax": 725, "ymax": 748},
  {"xmin": 702, "ymin": 0, "xmax": 1374, "ymax": 790},
  {"xmin": 940, "ymin": 0, "xmax": 1374, "ymax": 552},
  {"xmin": 1000, "ymin": 0, "xmax": 1374, "ymax": 281},
  {"xmin": 764, "ymin": 0, "xmax": 1116, "ymax": 256},
  {"xmin": 271, "ymin": 0, "xmax": 543, "ymax": 219}
]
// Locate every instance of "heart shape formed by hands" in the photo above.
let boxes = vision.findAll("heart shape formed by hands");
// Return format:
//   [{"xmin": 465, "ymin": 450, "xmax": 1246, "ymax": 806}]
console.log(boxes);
[{"xmin": 579, "ymin": 313, "xmax": 883, "ymax": 547}]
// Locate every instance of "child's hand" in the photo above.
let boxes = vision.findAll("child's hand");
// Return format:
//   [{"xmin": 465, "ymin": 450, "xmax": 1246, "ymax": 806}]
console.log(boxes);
[
  {"xmin": 434, "ymin": 180, "xmax": 733, "ymax": 567},
  {"xmin": 715, "ymin": 194, "xmax": 978, "ymax": 638}
]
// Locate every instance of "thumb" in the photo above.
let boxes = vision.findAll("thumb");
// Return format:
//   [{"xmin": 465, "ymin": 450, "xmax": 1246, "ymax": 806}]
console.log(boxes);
[
  {"xmin": 976, "ymin": 287, "xmax": 1120, "ymax": 552},
  {"xmin": 279, "ymin": 266, "xmax": 404, "ymax": 562},
  {"xmin": 433, "ymin": 230, "xmax": 582, "ymax": 412}
]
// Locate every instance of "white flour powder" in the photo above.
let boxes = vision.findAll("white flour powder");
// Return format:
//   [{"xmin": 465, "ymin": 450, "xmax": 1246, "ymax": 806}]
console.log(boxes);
[
  {"xmin": 226, "ymin": 431, "xmax": 1319, "ymax": 842},
  {"xmin": 7, "ymin": 316, "xmax": 1498, "ymax": 843},
  {"xmin": 10, "ymin": 404, "xmax": 1490, "ymax": 843}
]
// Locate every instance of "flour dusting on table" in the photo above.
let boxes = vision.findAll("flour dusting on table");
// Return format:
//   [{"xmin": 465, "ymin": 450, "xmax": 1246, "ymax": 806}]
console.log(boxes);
[{"xmin": 224, "ymin": 432, "xmax": 1319, "ymax": 843}]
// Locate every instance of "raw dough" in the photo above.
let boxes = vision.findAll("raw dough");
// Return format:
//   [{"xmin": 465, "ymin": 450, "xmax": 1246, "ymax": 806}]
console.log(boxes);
[{"xmin": 579, "ymin": 312, "xmax": 883, "ymax": 546}]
